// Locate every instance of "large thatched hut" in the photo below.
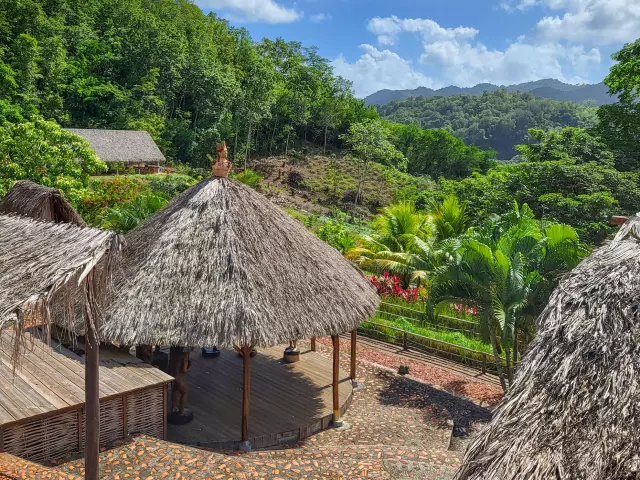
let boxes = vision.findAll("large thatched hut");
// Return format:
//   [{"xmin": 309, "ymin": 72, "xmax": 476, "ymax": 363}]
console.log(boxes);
[
  {"xmin": 0, "ymin": 180, "xmax": 85, "ymax": 226},
  {"xmin": 455, "ymin": 215, "xmax": 640, "ymax": 480},
  {"xmin": 103, "ymin": 144, "xmax": 378, "ymax": 447},
  {"xmin": 0, "ymin": 214, "xmax": 122, "ymax": 479}
]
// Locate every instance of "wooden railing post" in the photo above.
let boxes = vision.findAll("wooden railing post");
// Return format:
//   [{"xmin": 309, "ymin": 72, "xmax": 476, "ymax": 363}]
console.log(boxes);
[
  {"xmin": 482, "ymin": 353, "xmax": 487, "ymax": 374},
  {"xmin": 350, "ymin": 330, "xmax": 357, "ymax": 381},
  {"xmin": 402, "ymin": 331, "xmax": 408, "ymax": 351},
  {"xmin": 310, "ymin": 337, "xmax": 316, "ymax": 352},
  {"xmin": 331, "ymin": 335, "xmax": 343, "ymax": 427}
]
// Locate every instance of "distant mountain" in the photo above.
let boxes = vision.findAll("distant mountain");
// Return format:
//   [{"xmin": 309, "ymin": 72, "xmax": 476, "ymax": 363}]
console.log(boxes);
[{"xmin": 364, "ymin": 79, "xmax": 616, "ymax": 107}]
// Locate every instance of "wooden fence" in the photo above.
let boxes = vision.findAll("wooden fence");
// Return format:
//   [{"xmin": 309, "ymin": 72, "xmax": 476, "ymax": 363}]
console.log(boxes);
[
  {"xmin": 377, "ymin": 302, "xmax": 481, "ymax": 339},
  {"xmin": 358, "ymin": 319, "xmax": 511, "ymax": 376}
]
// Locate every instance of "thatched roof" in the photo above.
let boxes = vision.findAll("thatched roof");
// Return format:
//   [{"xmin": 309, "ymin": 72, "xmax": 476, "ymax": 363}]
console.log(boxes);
[
  {"xmin": 0, "ymin": 214, "xmax": 121, "ymax": 330},
  {"xmin": 0, "ymin": 180, "xmax": 86, "ymax": 226},
  {"xmin": 65, "ymin": 128, "xmax": 166, "ymax": 164},
  {"xmin": 456, "ymin": 216, "xmax": 640, "ymax": 480},
  {"xmin": 102, "ymin": 177, "xmax": 378, "ymax": 347}
]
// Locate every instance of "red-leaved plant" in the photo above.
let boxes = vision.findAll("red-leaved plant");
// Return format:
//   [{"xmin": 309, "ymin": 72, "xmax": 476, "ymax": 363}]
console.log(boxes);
[{"xmin": 370, "ymin": 272, "xmax": 419, "ymax": 302}]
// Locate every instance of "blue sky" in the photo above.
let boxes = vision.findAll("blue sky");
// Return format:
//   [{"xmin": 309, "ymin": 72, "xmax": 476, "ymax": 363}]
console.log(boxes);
[{"xmin": 194, "ymin": 0, "xmax": 639, "ymax": 98}]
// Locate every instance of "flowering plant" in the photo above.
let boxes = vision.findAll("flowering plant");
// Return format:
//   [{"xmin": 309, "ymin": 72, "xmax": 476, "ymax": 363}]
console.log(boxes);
[
  {"xmin": 453, "ymin": 303, "xmax": 479, "ymax": 316},
  {"xmin": 370, "ymin": 272, "xmax": 419, "ymax": 302}
]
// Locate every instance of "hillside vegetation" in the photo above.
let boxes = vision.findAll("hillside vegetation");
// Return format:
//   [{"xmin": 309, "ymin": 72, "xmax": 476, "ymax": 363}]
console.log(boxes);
[{"xmin": 379, "ymin": 91, "xmax": 597, "ymax": 159}]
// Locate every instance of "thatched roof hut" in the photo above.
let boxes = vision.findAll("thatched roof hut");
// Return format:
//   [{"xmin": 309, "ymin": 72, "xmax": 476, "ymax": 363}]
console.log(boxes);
[
  {"xmin": 455, "ymin": 216, "xmax": 640, "ymax": 480},
  {"xmin": 0, "ymin": 180, "xmax": 86, "ymax": 226},
  {"xmin": 102, "ymin": 145, "xmax": 377, "ymax": 445},
  {"xmin": 0, "ymin": 213, "xmax": 121, "ymax": 479},
  {"xmin": 103, "ymin": 179, "xmax": 378, "ymax": 348},
  {"xmin": 65, "ymin": 129, "xmax": 165, "ymax": 165}
]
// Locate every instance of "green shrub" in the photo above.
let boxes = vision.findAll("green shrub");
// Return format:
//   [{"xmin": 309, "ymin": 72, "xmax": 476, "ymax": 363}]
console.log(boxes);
[{"xmin": 233, "ymin": 169, "xmax": 262, "ymax": 187}]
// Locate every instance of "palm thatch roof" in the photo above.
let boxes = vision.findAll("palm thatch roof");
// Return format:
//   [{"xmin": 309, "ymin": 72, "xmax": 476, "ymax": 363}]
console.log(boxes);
[
  {"xmin": 65, "ymin": 128, "xmax": 166, "ymax": 164},
  {"xmin": 0, "ymin": 214, "xmax": 121, "ymax": 331},
  {"xmin": 456, "ymin": 215, "xmax": 640, "ymax": 480},
  {"xmin": 0, "ymin": 180, "xmax": 86, "ymax": 226},
  {"xmin": 102, "ymin": 177, "xmax": 378, "ymax": 348}
]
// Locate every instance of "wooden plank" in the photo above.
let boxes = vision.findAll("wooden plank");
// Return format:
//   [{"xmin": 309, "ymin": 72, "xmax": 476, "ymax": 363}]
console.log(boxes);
[{"xmin": 0, "ymin": 366, "xmax": 50, "ymax": 421}]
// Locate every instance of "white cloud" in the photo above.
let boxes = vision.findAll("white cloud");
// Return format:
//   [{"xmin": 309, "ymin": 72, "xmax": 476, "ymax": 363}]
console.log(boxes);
[
  {"xmin": 367, "ymin": 16, "xmax": 478, "ymax": 46},
  {"xmin": 310, "ymin": 13, "xmax": 332, "ymax": 23},
  {"xmin": 195, "ymin": 0, "xmax": 301, "ymax": 23},
  {"xmin": 502, "ymin": 0, "xmax": 640, "ymax": 45},
  {"xmin": 332, "ymin": 44, "xmax": 437, "ymax": 98},
  {"xmin": 420, "ymin": 39, "xmax": 600, "ymax": 86}
]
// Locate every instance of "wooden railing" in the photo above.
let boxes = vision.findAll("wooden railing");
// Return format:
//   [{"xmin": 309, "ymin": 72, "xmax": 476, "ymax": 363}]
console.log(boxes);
[
  {"xmin": 358, "ymin": 319, "xmax": 509, "ymax": 375},
  {"xmin": 377, "ymin": 302, "xmax": 481, "ymax": 339}
]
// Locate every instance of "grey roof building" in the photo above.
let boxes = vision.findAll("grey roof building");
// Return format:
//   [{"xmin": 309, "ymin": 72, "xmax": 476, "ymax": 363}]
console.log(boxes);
[{"xmin": 65, "ymin": 129, "xmax": 166, "ymax": 165}]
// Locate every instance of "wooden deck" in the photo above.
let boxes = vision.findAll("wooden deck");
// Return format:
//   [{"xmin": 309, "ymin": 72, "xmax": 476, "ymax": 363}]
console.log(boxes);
[
  {"xmin": 0, "ymin": 330, "xmax": 171, "ymax": 428},
  {"xmin": 167, "ymin": 345, "xmax": 352, "ymax": 449}
]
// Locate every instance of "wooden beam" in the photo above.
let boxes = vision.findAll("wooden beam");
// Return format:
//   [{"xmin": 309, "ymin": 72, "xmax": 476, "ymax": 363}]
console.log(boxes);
[
  {"xmin": 122, "ymin": 395, "xmax": 128, "ymax": 438},
  {"xmin": 162, "ymin": 384, "xmax": 168, "ymax": 441},
  {"xmin": 611, "ymin": 215, "xmax": 629, "ymax": 225},
  {"xmin": 331, "ymin": 335, "xmax": 342, "ymax": 426},
  {"xmin": 84, "ymin": 305, "xmax": 100, "ymax": 480},
  {"xmin": 241, "ymin": 345, "xmax": 252, "ymax": 446},
  {"xmin": 350, "ymin": 330, "xmax": 357, "ymax": 381},
  {"xmin": 310, "ymin": 337, "xmax": 316, "ymax": 352}
]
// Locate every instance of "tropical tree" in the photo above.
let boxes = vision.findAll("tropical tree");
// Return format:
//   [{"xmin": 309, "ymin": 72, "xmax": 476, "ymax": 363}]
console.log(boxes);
[
  {"xmin": 430, "ymin": 202, "xmax": 582, "ymax": 391},
  {"xmin": 346, "ymin": 201, "xmax": 434, "ymax": 285}
]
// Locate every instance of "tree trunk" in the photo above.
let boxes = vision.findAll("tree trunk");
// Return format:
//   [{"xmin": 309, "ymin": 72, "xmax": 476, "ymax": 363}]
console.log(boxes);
[
  {"xmin": 513, "ymin": 335, "xmax": 519, "ymax": 367},
  {"xmin": 234, "ymin": 114, "xmax": 240, "ymax": 163},
  {"xmin": 505, "ymin": 347, "xmax": 513, "ymax": 385},
  {"xmin": 489, "ymin": 326, "xmax": 507, "ymax": 391},
  {"xmin": 323, "ymin": 126, "xmax": 328, "ymax": 154},
  {"xmin": 354, "ymin": 159, "xmax": 369, "ymax": 207},
  {"xmin": 285, "ymin": 132, "xmax": 290, "ymax": 155},
  {"xmin": 244, "ymin": 121, "xmax": 252, "ymax": 171},
  {"xmin": 270, "ymin": 115, "xmax": 278, "ymax": 155}
]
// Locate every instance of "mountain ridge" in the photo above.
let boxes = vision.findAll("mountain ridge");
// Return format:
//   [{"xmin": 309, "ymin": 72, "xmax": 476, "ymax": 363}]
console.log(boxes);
[{"xmin": 364, "ymin": 79, "xmax": 616, "ymax": 106}]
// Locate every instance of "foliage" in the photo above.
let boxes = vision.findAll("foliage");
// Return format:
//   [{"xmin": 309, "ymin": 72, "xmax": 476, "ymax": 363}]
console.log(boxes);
[
  {"xmin": 388, "ymin": 122, "xmax": 496, "ymax": 179},
  {"xmin": 101, "ymin": 193, "xmax": 167, "ymax": 232},
  {"xmin": 516, "ymin": 127, "xmax": 614, "ymax": 167},
  {"xmin": 370, "ymin": 272, "xmax": 419, "ymax": 302},
  {"xmin": 316, "ymin": 220, "xmax": 356, "ymax": 253},
  {"xmin": 147, "ymin": 174, "xmax": 197, "ymax": 199},
  {"xmin": 595, "ymin": 39, "xmax": 640, "ymax": 171},
  {"xmin": 0, "ymin": 118, "xmax": 106, "ymax": 197},
  {"xmin": 232, "ymin": 169, "xmax": 262, "ymax": 188},
  {"xmin": 0, "ymin": 0, "xmax": 376, "ymax": 168},
  {"xmin": 378, "ymin": 90, "xmax": 597, "ymax": 159}
]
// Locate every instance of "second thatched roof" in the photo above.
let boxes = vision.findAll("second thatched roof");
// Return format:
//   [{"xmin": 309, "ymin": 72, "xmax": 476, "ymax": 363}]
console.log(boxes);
[
  {"xmin": 102, "ymin": 177, "xmax": 378, "ymax": 348},
  {"xmin": 0, "ymin": 180, "xmax": 86, "ymax": 226},
  {"xmin": 455, "ymin": 215, "xmax": 640, "ymax": 480},
  {"xmin": 0, "ymin": 214, "xmax": 121, "ymax": 330},
  {"xmin": 65, "ymin": 129, "xmax": 166, "ymax": 164}
]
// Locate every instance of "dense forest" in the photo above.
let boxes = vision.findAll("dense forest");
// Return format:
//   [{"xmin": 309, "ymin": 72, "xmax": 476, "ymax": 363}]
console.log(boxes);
[
  {"xmin": 0, "ymin": 0, "xmax": 378, "ymax": 168},
  {"xmin": 378, "ymin": 91, "xmax": 598, "ymax": 159}
]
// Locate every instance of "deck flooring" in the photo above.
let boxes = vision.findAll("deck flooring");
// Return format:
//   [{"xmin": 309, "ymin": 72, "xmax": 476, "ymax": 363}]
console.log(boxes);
[{"xmin": 167, "ymin": 345, "xmax": 352, "ymax": 447}]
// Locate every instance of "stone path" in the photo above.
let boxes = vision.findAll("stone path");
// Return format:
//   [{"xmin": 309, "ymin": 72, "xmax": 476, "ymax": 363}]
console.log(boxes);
[{"xmin": 13, "ymin": 339, "xmax": 494, "ymax": 479}]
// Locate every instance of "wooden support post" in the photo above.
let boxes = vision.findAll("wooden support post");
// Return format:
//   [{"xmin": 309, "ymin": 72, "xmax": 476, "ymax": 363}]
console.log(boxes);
[
  {"xmin": 331, "ymin": 335, "xmax": 342, "ymax": 426},
  {"xmin": 122, "ymin": 395, "xmax": 128, "ymax": 438},
  {"xmin": 241, "ymin": 345, "xmax": 252, "ymax": 449},
  {"xmin": 482, "ymin": 353, "xmax": 487, "ymax": 375},
  {"xmin": 162, "ymin": 384, "xmax": 168, "ymax": 440},
  {"xmin": 350, "ymin": 330, "xmax": 357, "ymax": 381},
  {"xmin": 84, "ymin": 310, "xmax": 100, "ymax": 480},
  {"xmin": 402, "ymin": 331, "xmax": 408, "ymax": 351},
  {"xmin": 310, "ymin": 337, "xmax": 316, "ymax": 352}
]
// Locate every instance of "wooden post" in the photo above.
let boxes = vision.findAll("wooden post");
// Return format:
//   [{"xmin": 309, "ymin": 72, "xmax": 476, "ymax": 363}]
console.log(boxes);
[
  {"xmin": 122, "ymin": 395, "xmax": 128, "ymax": 437},
  {"xmin": 482, "ymin": 353, "xmax": 487, "ymax": 375},
  {"xmin": 162, "ymin": 384, "xmax": 168, "ymax": 440},
  {"xmin": 241, "ymin": 345, "xmax": 252, "ymax": 448},
  {"xmin": 350, "ymin": 330, "xmax": 357, "ymax": 381},
  {"xmin": 310, "ymin": 337, "xmax": 316, "ymax": 352},
  {"xmin": 331, "ymin": 335, "xmax": 342, "ymax": 426},
  {"xmin": 402, "ymin": 331, "xmax": 408, "ymax": 351},
  {"xmin": 84, "ymin": 307, "xmax": 100, "ymax": 480}
]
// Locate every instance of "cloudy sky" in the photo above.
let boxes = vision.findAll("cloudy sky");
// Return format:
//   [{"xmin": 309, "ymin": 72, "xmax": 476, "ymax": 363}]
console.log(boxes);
[{"xmin": 194, "ymin": 0, "xmax": 640, "ymax": 98}]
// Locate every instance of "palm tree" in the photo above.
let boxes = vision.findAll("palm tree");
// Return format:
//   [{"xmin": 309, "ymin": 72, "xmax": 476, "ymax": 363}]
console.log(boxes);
[
  {"xmin": 346, "ymin": 201, "xmax": 436, "ymax": 285},
  {"xmin": 346, "ymin": 197, "xmax": 469, "ymax": 286},
  {"xmin": 430, "ymin": 238, "xmax": 539, "ymax": 391}
]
